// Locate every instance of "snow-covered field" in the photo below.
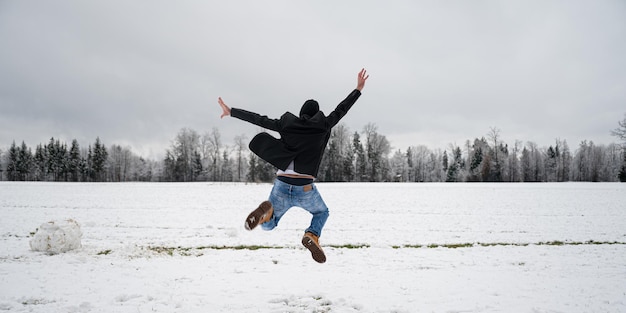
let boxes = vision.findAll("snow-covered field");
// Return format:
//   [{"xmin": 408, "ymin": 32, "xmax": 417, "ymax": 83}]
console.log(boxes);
[{"xmin": 1, "ymin": 182, "xmax": 625, "ymax": 313}]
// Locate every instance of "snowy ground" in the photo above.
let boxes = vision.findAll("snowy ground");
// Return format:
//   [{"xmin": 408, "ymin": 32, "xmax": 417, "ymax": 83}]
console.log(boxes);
[{"xmin": 1, "ymin": 182, "xmax": 625, "ymax": 312}]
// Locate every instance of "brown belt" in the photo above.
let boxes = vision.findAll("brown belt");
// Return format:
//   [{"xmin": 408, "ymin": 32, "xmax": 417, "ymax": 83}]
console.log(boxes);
[
  {"xmin": 277, "ymin": 173, "xmax": 316, "ymax": 180},
  {"xmin": 277, "ymin": 174, "xmax": 314, "ymax": 192}
]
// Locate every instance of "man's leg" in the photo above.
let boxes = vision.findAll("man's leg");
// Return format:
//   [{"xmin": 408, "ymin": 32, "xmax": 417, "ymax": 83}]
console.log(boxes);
[
  {"xmin": 244, "ymin": 200, "xmax": 273, "ymax": 231},
  {"xmin": 245, "ymin": 179, "xmax": 292, "ymax": 231},
  {"xmin": 299, "ymin": 185, "xmax": 329, "ymax": 263},
  {"xmin": 302, "ymin": 187, "xmax": 329, "ymax": 237},
  {"xmin": 302, "ymin": 232, "xmax": 326, "ymax": 263}
]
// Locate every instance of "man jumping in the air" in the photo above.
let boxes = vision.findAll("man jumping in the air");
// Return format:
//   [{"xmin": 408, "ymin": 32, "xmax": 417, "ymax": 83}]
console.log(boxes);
[{"xmin": 218, "ymin": 68, "xmax": 369, "ymax": 263}]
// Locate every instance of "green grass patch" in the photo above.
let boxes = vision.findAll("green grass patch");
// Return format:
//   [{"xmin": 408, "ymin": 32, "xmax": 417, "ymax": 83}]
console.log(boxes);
[
  {"xmin": 538, "ymin": 240, "xmax": 565, "ymax": 246},
  {"xmin": 328, "ymin": 244, "xmax": 370, "ymax": 249},
  {"xmin": 394, "ymin": 244, "xmax": 423, "ymax": 249},
  {"xmin": 442, "ymin": 243, "xmax": 474, "ymax": 249},
  {"xmin": 104, "ymin": 240, "xmax": 626, "ymax": 257},
  {"xmin": 478, "ymin": 242, "xmax": 529, "ymax": 247},
  {"xmin": 147, "ymin": 245, "xmax": 284, "ymax": 255},
  {"xmin": 425, "ymin": 243, "xmax": 474, "ymax": 248},
  {"xmin": 398, "ymin": 240, "xmax": 625, "ymax": 249},
  {"xmin": 195, "ymin": 245, "xmax": 280, "ymax": 251}
]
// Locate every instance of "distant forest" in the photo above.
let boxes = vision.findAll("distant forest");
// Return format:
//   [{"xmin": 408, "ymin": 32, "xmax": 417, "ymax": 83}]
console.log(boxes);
[{"xmin": 2, "ymin": 117, "xmax": 626, "ymax": 183}]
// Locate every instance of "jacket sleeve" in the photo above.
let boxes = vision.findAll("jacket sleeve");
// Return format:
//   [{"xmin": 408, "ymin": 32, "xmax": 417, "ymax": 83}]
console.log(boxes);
[
  {"xmin": 326, "ymin": 89, "xmax": 361, "ymax": 128},
  {"xmin": 230, "ymin": 108, "xmax": 281, "ymax": 132}
]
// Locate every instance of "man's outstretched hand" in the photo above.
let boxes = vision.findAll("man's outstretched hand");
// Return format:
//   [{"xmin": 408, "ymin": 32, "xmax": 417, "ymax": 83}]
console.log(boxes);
[
  {"xmin": 218, "ymin": 97, "xmax": 231, "ymax": 118},
  {"xmin": 356, "ymin": 68, "xmax": 369, "ymax": 91}
]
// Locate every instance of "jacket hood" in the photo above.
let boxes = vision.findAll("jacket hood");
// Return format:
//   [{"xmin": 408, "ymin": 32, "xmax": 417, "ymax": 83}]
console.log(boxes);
[{"xmin": 299, "ymin": 99, "xmax": 319, "ymax": 119}]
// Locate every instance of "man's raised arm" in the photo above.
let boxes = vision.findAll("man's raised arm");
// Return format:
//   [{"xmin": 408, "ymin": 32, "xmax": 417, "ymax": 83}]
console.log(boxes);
[
  {"xmin": 218, "ymin": 97, "xmax": 231, "ymax": 119},
  {"xmin": 356, "ymin": 68, "xmax": 369, "ymax": 91}
]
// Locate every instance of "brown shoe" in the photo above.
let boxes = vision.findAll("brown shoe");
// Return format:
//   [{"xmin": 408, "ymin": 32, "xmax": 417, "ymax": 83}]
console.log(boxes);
[
  {"xmin": 302, "ymin": 232, "xmax": 326, "ymax": 263},
  {"xmin": 244, "ymin": 201, "xmax": 273, "ymax": 231}
]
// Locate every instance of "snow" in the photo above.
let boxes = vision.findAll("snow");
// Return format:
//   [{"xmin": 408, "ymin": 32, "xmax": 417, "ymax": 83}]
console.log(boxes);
[
  {"xmin": 1, "ymin": 182, "xmax": 625, "ymax": 312},
  {"xmin": 29, "ymin": 219, "xmax": 82, "ymax": 255}
]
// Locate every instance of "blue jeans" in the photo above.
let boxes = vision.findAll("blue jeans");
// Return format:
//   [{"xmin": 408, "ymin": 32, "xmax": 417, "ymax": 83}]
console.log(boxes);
[{"xmin": 261, "ymin": 179, "xmax": 329, "ymax": 237}]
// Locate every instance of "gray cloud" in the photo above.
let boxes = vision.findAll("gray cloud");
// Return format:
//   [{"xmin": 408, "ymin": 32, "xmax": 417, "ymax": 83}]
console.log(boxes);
[{"xmin": 1, "ymin": 0, "xmax": 624, "ymax": 158}]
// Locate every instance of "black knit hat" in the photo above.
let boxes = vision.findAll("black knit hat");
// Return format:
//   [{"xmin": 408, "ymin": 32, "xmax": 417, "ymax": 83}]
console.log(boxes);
[{"xmin": 299, "ymin": 99, "xmax": 319, "ymax": 118}]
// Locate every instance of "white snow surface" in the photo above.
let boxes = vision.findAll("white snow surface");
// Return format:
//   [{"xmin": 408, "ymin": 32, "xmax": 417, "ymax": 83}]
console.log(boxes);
[
  {"xmin": 1, "ymin": 182, "xmax": 625, "ymax": 312},
  {"xmin": 29, "ymin": 219, "xmax": 82, "ymax": 255}
]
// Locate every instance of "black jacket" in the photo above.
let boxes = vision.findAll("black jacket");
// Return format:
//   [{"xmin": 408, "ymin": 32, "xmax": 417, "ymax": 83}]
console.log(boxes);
[{"xmin": 230, "ymin": 89, "xmax": 362, "ymax": 177}]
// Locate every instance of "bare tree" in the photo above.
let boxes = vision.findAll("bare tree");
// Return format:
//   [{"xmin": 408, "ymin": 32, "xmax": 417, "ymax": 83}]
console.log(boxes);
[
  {"xmin": 363, "ymin": 123, "xmax": 391, "ymax": 181},
  {"xmin": 487, "ymin": 127, "xmax": 502, "ymax": 181},
  {"xmin": 167, "ymin": 128, "xmax": 201, "ymax": 181},
  {"xmin": 202, "ymin": 128, "xmax": 222, "ymax": 180},
  {"xmin": 390, "ymin": 149, "xmax": 407, "ymax": 181},
  {"xmin": 612, "ymin": 113, "xmax": 626, "ymax": 182},
  {"xmin": 108, "ymin": 144, "xmax": 133, "ymax": 182},
  {"xmin": 610, "ymin": 113, "xmax": 626, "ymax": 144},
  {"xmin": 233, "ymin": 134, "xmax": 247, "ymax": 182},
  {"xmin": 0, "ymin": 147, "xmax": 3, "ymax": 180}
]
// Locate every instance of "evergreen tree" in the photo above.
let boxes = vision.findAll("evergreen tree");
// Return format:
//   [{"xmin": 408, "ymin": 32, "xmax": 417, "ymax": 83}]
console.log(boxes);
[
  {"xmin": 193, "ymin": 151, "xmax": 203, "ymax": 181},
  {"xmin": 342, "ymin": 143, "xmax": 355, "ymax": 182},
  {"xmin": 445, "ymin": 162, "xmax": 458, "ymax": 182},
  {"xmin": 163, "ymin": 150, "xmax": 176, "ymax": 181},
  {"xmin": 247, "ymin": 152, "xmax": 258, "ymax": 182},
  {"xmin": 92, "ymin": 137, "xmax": 108, "ymax": 181},
  {"xmin": 453, "ymin": 146, "xmax": 465, "ymax": 179},
  {"xmin": 44, "ymin": 138, "xmax": 69, "ymax": 181},
  {"xmin": 619, "ymin": 151, "xmax": 626, "ymax": 182},
  {"xmin": 33, "ymin": 144, "xmax": 47, "ymax": 181},
  {"xmin": 6, "ymin": 141, "xmax": 18, "ymax": 181},
  {"xmin": 220, "ymin": 150, "xmax": 232, "ymax": 181},
  {"xmin": 445, "ymin": 146, "xmax": 464, "ymax": 182},
  {"xmin": 68, "ymin": 139, "xmax": 82, "ymax": 182},
  {"xmin": 545, "ymin": 146, "xmax": 557, "ymax": 182},
  {"xmin": 352, "ymin": 132, "xmax": 366, "ymax": 182},
  {"xmin": 256, "ymin": 157, "xmax": 275, "ymax": 183},
  {"xmin": 467, "ymin": 138, "xmax": 489, "ymax": 181},
  {"xmin": 84, "ymin": 146, "xmax": 94, "ymax": 182},
  {"xmin": 322, "ymin": 139, "xmax": 340, "ymax": 182},
  {"xmin": 15, "ymin": 141, "xmax": 33, "ymax": 181},
  {"xmin": 46, "ymin": 138, "xmax": 59, "ymax": 181},
  {"xmin": 468, "ymin": 145, "xmax": 483, "ymax": 182},
  {"xmin": 470, "ymin": 145, "xmax": 483, "ymax": 172}
]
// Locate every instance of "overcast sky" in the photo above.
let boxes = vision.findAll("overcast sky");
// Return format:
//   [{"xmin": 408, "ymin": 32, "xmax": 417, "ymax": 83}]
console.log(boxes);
[{"xmin": 1, "ymin": 1, "xmax": 625, "ymax": 159}]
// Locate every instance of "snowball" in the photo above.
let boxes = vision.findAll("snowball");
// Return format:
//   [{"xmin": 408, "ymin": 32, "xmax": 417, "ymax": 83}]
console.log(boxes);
[{"xmin": 30, "ymin": 219, "xmax": 83, "ymax": 255}]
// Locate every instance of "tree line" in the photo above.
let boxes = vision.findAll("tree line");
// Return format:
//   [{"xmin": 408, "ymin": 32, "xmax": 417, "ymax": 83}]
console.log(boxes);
[
  {"xmin": 0, "ymin": 137, "xmax": 157, "ymax": 182},
  {"xmin": 2, "ymin": 117, "xmax": 625, "ymax": 183}
]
